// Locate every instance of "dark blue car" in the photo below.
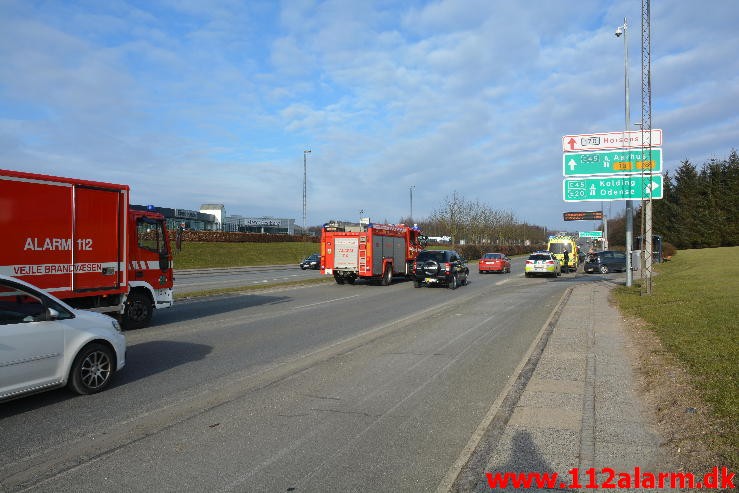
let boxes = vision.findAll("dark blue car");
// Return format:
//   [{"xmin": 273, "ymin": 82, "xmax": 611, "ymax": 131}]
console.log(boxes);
[
  {"xmin": 299, "ymin": 253, "xmax": 321, "ymax": 270},
  {"xmin": 584, "ymin": 251, "xmax": 627, "ymax": 274}
]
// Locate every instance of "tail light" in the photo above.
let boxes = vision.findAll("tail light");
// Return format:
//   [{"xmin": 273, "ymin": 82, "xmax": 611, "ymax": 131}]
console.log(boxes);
[
  {"xmin": 444, "ymin": 262, "xmax": 452, "ymax": 272},
  {"xmin": 546, "ymin": 260, "xmax": 555, "ymax": 265},
  {"xmin": 525, "ymin": 260, "xmax": 534, "ymax": 264}
]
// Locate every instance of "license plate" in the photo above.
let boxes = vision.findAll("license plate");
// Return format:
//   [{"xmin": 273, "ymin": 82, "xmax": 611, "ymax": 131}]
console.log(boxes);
[{"xmin": 425, "ymin": 278, "xmax": 437, "ymax": 283}]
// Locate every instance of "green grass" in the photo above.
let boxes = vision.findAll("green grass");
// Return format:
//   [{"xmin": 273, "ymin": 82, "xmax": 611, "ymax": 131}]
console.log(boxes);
[
  {"xmin": 614, "ymin": 247, "xmax": 739, "ymax": 464},
  {"xmin": 174, "ymin": 276, "xmax": 332, "ymax": 300},
  {"xmin": 172, "ymin": 242, "xmax": 319, "ymax": 269}
]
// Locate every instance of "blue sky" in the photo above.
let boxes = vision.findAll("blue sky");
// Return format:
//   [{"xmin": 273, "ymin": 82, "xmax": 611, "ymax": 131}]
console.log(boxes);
[{"xmin": 1, "ymin": 0, "xmax": 737, "ymax": 232}]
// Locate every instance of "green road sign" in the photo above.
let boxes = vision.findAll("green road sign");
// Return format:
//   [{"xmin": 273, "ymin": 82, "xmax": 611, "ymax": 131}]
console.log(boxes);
[
  {"xmin": 563, "ymin": 148, "xmax": 662, "ymax": 176},
  {"xmin": 563, "ymin": 175, "xmax": 663, "ymax": 202},
  {"xmin": 579, "ymin": 231, "xmax": 603, "ymax": 238}
]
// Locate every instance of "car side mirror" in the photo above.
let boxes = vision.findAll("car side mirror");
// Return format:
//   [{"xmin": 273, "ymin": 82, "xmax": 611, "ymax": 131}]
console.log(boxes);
[
  {"xmin": 159, "ymin": 251, "xmax": 170, "ymax": 271},
  {"xmin": 46, "ymin": 307, "xmax": 60, "ymax": 321}
]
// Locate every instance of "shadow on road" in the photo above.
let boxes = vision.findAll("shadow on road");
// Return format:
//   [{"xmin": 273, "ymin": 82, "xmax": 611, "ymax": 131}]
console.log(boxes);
[
  {"xmin": 0, "ymin": 340, "xmax": 211, "ymax": 417},
  {"xmin": 454, "ymin": 430, "xmax": 560, "ymax": 492},
  {"xmin": 136, "ymin": 293, "xmax": 294, "ymax": 329},
  {"xmin": 114, "ymin": 340, "xmax": 212, "ymax": 386}
]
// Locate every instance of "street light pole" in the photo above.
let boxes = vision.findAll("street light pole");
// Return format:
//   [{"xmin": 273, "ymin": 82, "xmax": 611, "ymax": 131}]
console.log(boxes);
[
  {"xmin": 303, "ymin": 149, "xmax": 311, "ymax": 235},
  {"xmin": 409, "ymin": 185, "xmax": 415, "ymax": 222},
  {"xmin": 616, "ymin": 17, "xmax": 634, "ymax": 287}
]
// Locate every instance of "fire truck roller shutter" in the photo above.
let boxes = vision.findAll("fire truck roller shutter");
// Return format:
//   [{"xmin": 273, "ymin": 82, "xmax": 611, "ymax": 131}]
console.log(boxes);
[
  {"xmin": 393, "ymin": 237, "xmax": 407, "ymax": 274},
  {"xmin": 372, "ymin": 239, "xmax": 383, "ymax": 274}
]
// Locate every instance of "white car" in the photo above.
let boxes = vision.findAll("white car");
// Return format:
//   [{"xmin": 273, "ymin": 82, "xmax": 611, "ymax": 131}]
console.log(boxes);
[
  {"xmin": 0, "ymin": 275, "xmax": 126, "ymax": 402},
  {"xmin": 524, "ymin": 251, "xmax": 562, "ymax": 278}
]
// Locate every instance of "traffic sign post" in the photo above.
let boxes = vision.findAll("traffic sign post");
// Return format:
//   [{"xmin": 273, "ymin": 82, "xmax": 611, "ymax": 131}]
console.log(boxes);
[
  {"xmin": 563, "ymin": 148, "xmax": 662, "ymax": 176},
  {"xmin": 562, "ymin": 129, "xmax": 662, "ymax": 152},
  {"xmin": 563, "ymin": 175, "xmax": 663, "ymax": 202},
  {"xmin": 578, "ymin": 231, "xmax": 603, "ymax": 238}
]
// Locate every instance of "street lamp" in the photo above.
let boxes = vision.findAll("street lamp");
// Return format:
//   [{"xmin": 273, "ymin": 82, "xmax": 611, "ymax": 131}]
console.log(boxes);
[
  {"xmin": 409, "ymin": 185, "xmax": 415, "ymax": 222},
  {"xmin": 303, "ymin": 149, "xmax": 311, "ymax": 235},
  {"xmin": 616, "ymin": 17, "xmax": 634, "ymax": 287}
]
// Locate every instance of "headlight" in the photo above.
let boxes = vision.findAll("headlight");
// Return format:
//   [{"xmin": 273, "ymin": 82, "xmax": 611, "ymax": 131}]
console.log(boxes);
[{"xmin": 111, "ymin": 318, "xmax": 122, "ymax": 333}]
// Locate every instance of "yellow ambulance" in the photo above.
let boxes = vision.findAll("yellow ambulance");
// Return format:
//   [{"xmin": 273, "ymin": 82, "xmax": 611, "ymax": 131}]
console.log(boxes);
[{"xmin": 546, "ymin": 235, "xmax": 579, "ymax": 272}]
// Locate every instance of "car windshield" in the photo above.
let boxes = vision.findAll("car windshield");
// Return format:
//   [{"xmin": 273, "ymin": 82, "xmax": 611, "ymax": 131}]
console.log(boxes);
[
  {"xmin": 529, "ymin": 254, "xmax": 551, "ymax": 261},
  {"xmin": 483, "ymin": 253, "xmax": 501, "ymax": 259},
  {"xmin": 418, "ymin": 251, "xmax": 447, "ymax": 262},
  {"xmin": 548, "ymin": 243, "xmax": 567, "ymax": 254}
]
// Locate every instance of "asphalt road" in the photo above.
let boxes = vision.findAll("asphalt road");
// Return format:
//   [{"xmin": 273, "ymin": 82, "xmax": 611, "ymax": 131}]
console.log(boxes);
[
  {"xmin": 0, "ymin": 260, "xmax": 584, "ymax": 492},
  {"xmin": 174, "ymin": 265, "xmax": 322, "ymax": 295}
]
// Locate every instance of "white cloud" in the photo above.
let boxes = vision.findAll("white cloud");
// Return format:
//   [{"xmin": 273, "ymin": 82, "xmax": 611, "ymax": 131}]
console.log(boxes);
[{"xmin": 1, "ymin": 0, "xmax": 737, "ymax": 231}]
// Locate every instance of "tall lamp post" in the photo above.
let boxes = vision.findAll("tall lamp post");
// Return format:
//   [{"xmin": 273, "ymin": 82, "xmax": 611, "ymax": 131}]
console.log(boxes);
[
  {"xmin": 303, "ymin": 149, "xmax": 311, "ymax": 235},
  {"xmin": 616, "ymin": 18, "xmax": 633, "ymax": 287},
  {"xmin": 409, "ymin": 185, "xmax": 415, "ymax": 223}
]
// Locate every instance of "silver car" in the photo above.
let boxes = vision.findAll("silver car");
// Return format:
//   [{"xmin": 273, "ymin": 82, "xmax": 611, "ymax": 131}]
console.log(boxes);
[{"xmin": 0, "ymin": 275, "xmax": 126, "ymax": 402}]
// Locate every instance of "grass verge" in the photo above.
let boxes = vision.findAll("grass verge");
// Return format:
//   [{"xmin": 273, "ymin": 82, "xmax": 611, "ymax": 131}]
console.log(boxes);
[
  {"xmin": 174, "ymin": 276, "xmax": 332, "ymax": 300},
  {"xmin": 613, "ymin": 247, "xmax": 738, "ymax": 467},
  {"xmin": 173, "ymin": 242, "xmax": 319, "ymax": 269}
]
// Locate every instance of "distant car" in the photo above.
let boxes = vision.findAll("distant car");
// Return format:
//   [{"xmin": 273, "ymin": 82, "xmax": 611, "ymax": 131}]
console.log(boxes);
[
  {"xmin": 0, "ymin": 275, "xmax": 126, "ymax": 402},
  {"xmin": 479, "ymin": 253, "xmax": 511, "ymax": 274},
  {"xmin": 412, "ymin": 250, "xmax": 469, "ymax": 289},
  {"xmin": 524, "ymin": 251, "xmax": 561, "ymax": 278},
  {"xmin": 584, "ymin": 251, "xmax": 627, "ymax": 274},
  {"xmin": 299, "ymin": 253, "xmax": 321, "ymax": 270}
]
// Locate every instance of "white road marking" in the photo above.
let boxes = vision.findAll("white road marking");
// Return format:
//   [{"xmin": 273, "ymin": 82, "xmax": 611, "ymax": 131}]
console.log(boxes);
[{"xmin": 293, "ymin": 295, "xmax": 360, "ymax": 310}]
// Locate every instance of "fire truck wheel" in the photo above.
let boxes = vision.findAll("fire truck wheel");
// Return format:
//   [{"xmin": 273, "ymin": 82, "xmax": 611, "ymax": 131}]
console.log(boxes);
[
  {"xmin": 334, "ymin": 274, "xmax": 345, "ymax": 285},
  {"xmin": 346, "ymin": 275, "xmax": 356, "ymax": 285},
  {"xmin": 68, "ymin": 343, "xmax": 115, "ymax": 395},
  {"xmin": 381, "ymin": 266, "xmax": 392, "ymax": 286},
  {"xmin": 448, "ymin": 274, "xmax": 458, "ymax": 290},
  {"xmin": 123, "ymin": 291, "xmax": 153, "ymax": 330}
]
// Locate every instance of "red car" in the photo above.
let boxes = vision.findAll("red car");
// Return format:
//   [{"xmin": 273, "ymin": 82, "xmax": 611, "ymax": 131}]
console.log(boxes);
[{"xmin": 479, "ymin": 252, "xmax": 511, "ymax": 274}]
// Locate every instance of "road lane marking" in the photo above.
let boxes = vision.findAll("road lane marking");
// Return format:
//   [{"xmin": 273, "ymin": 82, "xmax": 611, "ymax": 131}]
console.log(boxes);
[{"xmin": 293, "ymin": 295, "xmax": 360, "ymax": 309}]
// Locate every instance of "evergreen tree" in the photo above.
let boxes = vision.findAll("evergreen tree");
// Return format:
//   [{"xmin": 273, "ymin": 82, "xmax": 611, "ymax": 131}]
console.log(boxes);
[
  {"xmin": 724, "ymin": 150, "xmax": 739, "ymax": 245},
  {"xmin": 672, "ymin": 160, "xmax": 704, "ymax": 248},
  {"xmin": 652, "ymin": 171, "xmax": 679, "ymax": 244}
]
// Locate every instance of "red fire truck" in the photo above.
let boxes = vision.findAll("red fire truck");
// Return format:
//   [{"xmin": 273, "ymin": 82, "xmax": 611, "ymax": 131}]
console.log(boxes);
[
  {"xmin": 0, "ymin": 168, "xmax": 175, "ymax": 329},
  {"xmin": 321, "ymin": 222, "xmax": 426, "ymax": 285}
]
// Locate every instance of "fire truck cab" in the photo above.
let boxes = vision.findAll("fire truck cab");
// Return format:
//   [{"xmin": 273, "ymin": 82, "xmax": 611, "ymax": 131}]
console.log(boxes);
[{"xmin": 321, "ymin": 222, "xmax": 426, "ymax": 285}]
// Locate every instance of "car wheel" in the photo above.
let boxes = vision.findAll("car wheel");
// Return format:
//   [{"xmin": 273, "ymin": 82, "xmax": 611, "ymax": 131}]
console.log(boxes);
[
  {"xmin": 300, "ymin": 265, "xmax": 307, "ymax": 270},
  {"xmin": 122, "ymin": 291, "xmax": 153, "ymax": 330},
  {"xmin": 448, "ymin": 274, "xmax": 458, "ymax": 290},
  {"xmin": 599, "ymin": 264, "xmax": 609, "ymax": 274},
  {"xmin": 68, "ymin": 343, "xmax": 115, "ymax": 395}
]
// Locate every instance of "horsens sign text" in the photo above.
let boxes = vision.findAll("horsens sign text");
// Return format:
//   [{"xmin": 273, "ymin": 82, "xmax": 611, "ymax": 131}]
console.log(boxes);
[{"xmin": 562, "ymin": 129, "xmax": 663, "ymax": 152}]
